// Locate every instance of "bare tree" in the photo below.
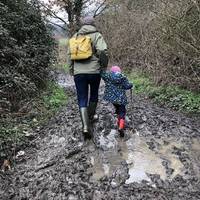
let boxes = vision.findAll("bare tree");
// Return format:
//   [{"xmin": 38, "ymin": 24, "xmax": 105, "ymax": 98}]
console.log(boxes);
[{"xmin": 40, "ymin": 0, "xmax": 108, "ymax": 35}]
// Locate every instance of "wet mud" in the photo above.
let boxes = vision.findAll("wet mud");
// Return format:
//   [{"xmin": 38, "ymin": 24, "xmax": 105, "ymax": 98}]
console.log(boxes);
[{"xmin": 1, "ymin": 72, "xmax": 200, "ymax": 200}]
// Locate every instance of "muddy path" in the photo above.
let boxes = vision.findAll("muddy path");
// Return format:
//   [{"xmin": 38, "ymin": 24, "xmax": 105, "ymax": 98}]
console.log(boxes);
[{"xmin": 1, "ymin": 73, "xmax": 200, "ymax": 200}]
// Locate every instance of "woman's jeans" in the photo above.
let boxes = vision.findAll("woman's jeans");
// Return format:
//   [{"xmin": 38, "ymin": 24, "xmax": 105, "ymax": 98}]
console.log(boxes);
[{"xmin": 74, "ymin": 74, "xmax": 101, "ymax": 108}]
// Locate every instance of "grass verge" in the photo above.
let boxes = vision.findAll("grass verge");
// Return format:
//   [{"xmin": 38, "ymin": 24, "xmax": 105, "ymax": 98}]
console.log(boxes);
[
  {"xmin": 129, "ymin": 72, "xmax": 200, "ymax": 114},
  {"xmin": 0, "ymin": 82, "xmax": 67, "ymax": 158}
]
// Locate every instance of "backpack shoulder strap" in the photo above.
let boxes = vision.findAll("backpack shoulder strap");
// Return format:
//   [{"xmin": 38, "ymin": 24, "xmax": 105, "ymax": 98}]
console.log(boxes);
[{"xmin": 77, "ymin": 30, "xmax": 98, "ymax": 36}]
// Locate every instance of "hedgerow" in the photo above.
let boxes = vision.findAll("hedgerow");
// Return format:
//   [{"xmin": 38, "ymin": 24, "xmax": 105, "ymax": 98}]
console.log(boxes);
[{"xmin": 0, "ymin": 0, "xmax": 55, "ymax": 113}]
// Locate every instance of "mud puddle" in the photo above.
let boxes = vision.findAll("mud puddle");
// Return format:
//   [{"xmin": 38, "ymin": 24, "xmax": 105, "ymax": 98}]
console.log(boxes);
[
  {"xmin": 89, "ymin": 129, "xmax": 124, "ymax": 181},
  {"xmin": 90, "ymin": 129, "xmax": 185, "ymax": 184}
]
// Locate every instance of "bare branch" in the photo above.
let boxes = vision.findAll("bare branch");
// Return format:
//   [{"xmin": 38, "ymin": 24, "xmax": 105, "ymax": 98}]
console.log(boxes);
[
  {"xmin": 93, "ymin": 0, "xmax": 107, "ymax": 17},
  {"xmin": 38, "ymin": 1, "xmax": 68, "ymax": 25}
]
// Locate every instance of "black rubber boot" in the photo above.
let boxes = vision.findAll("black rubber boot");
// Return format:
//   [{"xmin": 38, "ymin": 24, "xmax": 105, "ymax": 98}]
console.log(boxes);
[
  {"xmin": 80, "ymin": 107, "xmax": 92, "ymax": 140},
  {"xmin": 88, "ymin": 102, "xmax": 98, "ymax": 122}
]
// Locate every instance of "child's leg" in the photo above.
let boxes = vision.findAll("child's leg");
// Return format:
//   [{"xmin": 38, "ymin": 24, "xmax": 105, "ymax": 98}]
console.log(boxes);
[
  {"xmin": 118, "ymin": 105, "xmax": 126, "ymax": 119},
  {"xmin": 113, "ymin": 103, "xmax": 120, "ymax": 115},
  {"xmin": 113, "ymin": 104, "xmax": 121, "ymax": 126},
  {"xmin": 118, "ymin": 105, "xmax": 126, "ymax": 131}
]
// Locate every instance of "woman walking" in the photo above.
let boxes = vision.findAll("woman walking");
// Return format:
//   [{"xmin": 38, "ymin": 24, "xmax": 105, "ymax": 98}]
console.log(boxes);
[{"xmin": 67, "ymin": 16, "xmax": 108, "ymax": 139}]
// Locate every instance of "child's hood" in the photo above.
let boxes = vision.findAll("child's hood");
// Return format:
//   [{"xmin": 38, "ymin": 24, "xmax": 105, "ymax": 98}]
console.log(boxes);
[{"xmin": 107, "ymin": 72, "xmax": 125, "ymax": 84}]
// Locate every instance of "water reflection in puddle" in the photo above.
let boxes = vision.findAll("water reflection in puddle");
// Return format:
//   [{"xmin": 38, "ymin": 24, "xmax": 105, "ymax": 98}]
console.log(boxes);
[
  {"xmin": 190, "ymin": 139, "xmax": 200, "ymax": 178},
  {"xmin": 90, "ymin": 129, "xmax": 185, "ymax": 184},
  {"xmin": 124, "ymin": 135, "xmax": 166, "ymax": 184}
]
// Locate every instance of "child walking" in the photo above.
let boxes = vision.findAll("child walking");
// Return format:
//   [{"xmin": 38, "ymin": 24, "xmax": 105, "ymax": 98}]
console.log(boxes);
[{"xmin": 101, "ymin": 66, "xmax": 133, "ymax": 136}]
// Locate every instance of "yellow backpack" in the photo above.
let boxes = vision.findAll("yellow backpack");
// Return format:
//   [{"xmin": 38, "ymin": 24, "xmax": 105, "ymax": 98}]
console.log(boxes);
[{"xmin": 69, "ymin": 35, "xmax": 93, "ymax": 60}]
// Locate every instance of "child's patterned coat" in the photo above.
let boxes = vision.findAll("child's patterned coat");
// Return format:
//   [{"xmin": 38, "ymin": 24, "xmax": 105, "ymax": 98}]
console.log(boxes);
[{"xmin": 101, "ymin": 71, "xmax": 133, "ymax": 105}]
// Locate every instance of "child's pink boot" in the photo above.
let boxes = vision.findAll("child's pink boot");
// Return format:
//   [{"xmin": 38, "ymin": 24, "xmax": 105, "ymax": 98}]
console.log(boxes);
[{"xmin": 118, "ymin": 118, "xmax": 125, "ymax": 137}]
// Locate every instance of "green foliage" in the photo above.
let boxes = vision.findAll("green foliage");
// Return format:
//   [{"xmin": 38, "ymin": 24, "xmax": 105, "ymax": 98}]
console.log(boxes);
[
  {"xmin": 129, "ymin": 73, "xmax": 152, "ymax": 94},
  {"xmin": 0, "ymin": 123, "xmax": 24, "ymax": 158},
  {"xmin": 0, "ymin": 125, "xmax": 22, "ymax": 142},
  {"xmin": 0, "ymin": 0, "xmax": 55, "ymax": 112},
  {"xmin": 43, "ymin": 82, "xmax": 67, "ymax": 109},
  {"xmin": 130, "ymin": 72, "xmax": 200, "ymax": 113}
]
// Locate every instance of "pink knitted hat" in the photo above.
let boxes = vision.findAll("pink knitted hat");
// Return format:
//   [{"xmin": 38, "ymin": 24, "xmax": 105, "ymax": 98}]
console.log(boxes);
[{"xmin": 110, "ymin": 66, "xmax": 121, "ymax": 73}]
